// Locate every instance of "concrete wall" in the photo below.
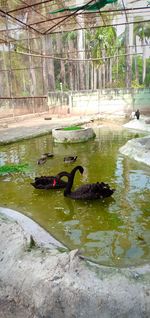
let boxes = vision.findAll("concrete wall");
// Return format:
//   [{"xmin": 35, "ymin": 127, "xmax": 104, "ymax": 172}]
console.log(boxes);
[
  {"xmin": 0, "ymin": 89, "xmax": 150, "ymax": 120},
  {"xmin": 0, "ymin": 96, "xmax": 48, "ymax": 120},
  {"xmin": 48, "ymin": 89, "xmax": 150, "ymax": 116}
]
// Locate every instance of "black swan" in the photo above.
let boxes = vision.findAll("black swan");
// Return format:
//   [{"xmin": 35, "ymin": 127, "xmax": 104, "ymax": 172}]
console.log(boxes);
[
  {"xmin": 135, "ymin": 109, "xmax": 140, "ymax": 120},
  {"xmin": 64, "ymin": 156, "xmax": 77, "ymax": 163},
  {"xmin": 58, "ymin": 166, "xmax": 115, "ymax": 200},
  {"xmin": 31, "ymin": 171, "xmax": 69, "ymax": 190}
]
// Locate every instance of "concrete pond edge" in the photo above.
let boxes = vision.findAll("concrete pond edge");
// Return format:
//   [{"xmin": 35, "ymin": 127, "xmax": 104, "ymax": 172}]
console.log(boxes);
[
  {"xmin": 52, "ymin": 127, "xmax": 96, "ymax": 143},
  {"xmin": 0, "ymin": 207, "xmax": 150, "ymax": 318}
]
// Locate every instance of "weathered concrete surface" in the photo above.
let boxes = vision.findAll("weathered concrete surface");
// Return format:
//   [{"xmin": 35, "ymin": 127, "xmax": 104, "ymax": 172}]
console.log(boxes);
[
  {"xmin": 52, "ymin": 127, "xmax": 96, "ymax": 143},
  {"xmin": 123, "ymin": 117, "xmax": 150, "ymax": 133},
  {"xmin": 0, "ymin": 208, "xmax": 66, "ymax": 250},
  {"xmin": 0, "ymin": 208, "xmax": 150, "ymax": 318},
  {"xmin": 0, "ymin": 114, "xmax": 99, "ymax": 145},
  {"xmin": 120, "ymin": 135, "xmax": 150, "ymax": 166},
  {"xmin": 120, "ymin": 117, "xmax": 150, "ymax": 166}
]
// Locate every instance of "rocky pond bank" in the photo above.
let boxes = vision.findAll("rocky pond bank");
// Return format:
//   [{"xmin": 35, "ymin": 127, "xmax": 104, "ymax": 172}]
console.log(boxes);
[
  {"xmin": 0, "ymin": 114, "xmax": 150, "ymax": 317},
  {"xmin": 0, "ymin": 207, "xmax": 150, "ymax": 318},
  {"xmin": 119, "ymin": 117, "xmax": 150, "ymax": 166}
]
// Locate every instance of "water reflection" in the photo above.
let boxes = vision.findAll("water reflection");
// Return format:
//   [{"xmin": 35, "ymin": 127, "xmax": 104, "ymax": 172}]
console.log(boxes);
[{"xmin": 0, "ymin": 127, "xmax": 149, "ymax": 266}]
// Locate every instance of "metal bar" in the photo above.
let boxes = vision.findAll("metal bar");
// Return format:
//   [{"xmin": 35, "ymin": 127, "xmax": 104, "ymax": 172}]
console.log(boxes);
[
  {"xmin": 18, "ymin": 0, "xmax": 49, "ymax": 22},
  {"xmin": 0, "ymin": 9, "xmax": 42, "ymax": 34},
  {"xmin": 16, "ymin": 48, "xmax": 143, "ymax": 62},
  {"xmin": 44, "ymin": 0, "xmax": 94, "ymax": 34},
  {"xmin": 0, "ymin": 96, "xmax": 47, "ymax": 99},
  {"xmin": 0, "ymin": 66, "xmax": 43, "ymax": 71},
  {"xmin": 28, "ymin": 6, "xmax": 150, "ymax": 26},
  {"xmin": 45, "ymin": 18, "xmax": 150, "ymax": 35},
  {"xmin": 7, "ymin": 0, "xmax": 54, "ymax": 13}
]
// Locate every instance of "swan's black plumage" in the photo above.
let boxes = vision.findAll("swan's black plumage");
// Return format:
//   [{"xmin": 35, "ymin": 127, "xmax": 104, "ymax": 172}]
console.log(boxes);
[
  {"xmin": 59, "ymin": 166, "xmax": 115, "ymax": 200},
  {"xmin": 31, "ymin": 171, "xmax": 69, "ymax": 190}
]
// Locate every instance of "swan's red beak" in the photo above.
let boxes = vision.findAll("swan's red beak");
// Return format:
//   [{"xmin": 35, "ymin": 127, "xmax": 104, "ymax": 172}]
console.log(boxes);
[{"xmin": 53, "ymin": 178, "xmax": 57, "ymax": 187}]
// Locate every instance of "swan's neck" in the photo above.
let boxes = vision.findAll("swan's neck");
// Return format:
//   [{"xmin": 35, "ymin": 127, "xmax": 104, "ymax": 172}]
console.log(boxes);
[{"xmin": 64, "ymin": 167, "xmax": 79, "ymax": 196}]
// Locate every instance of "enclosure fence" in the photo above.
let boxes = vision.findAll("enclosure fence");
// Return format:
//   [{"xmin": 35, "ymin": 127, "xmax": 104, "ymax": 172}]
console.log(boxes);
[
  {"xmin": 0, "ymin": 89, "xmax": 150, "ymax": 121},
  {"xmin": 0, "ymin": 96, "xmax": 48, "ymax": 119}
]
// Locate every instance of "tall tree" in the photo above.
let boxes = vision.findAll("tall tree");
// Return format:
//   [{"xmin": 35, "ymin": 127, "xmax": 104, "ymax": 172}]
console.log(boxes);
[
  {"xmin": 134, "ymin": 21, "xmax": 150, "ymax": 84},
  {"xmin": 125, "ymin": 24, "xmax": 132, "ymax": 88},
  {"xmin": 86, "ymin": 25, "xmax": 117, "ymax": 88}
]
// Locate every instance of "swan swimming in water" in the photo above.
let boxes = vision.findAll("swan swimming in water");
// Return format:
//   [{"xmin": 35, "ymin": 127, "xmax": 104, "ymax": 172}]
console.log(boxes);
[
  {"xmin": 58, "ymin": 166, "xmax": 115, "ymax": 200},
  {"xmin": 31, "ymin": 171, "xmax": 69, "ymax": 190}
]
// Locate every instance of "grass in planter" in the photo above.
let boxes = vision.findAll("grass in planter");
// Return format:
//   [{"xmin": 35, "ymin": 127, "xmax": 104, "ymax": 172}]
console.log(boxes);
[{"xmin": 62, "ymin": 125, "xmax": 83, "ymax": 131}]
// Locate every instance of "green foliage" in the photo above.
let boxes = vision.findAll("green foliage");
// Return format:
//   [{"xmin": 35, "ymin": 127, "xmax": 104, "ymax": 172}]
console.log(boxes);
[
  {"xmin": 0, "ymin": 163, "xmax": 29, "ymax": 175},
  {"xmin": 63, "ymin": 125, "xmax": 83, "ymax": 131},
  {"xmin": 144, "ymin": 58, "xmax": 150, "ymax": 87},
  {"xmin": 86, "ymin": 26, "xmax": 117, "ymax": 66},
  {"xmin": 132, "ymin": 56, "xmax": 150, "ymax": 87},
  {"xmin": 62, "ymin": 31, "xmax": 77, "ymax": 43},
  {"xmin": 134, "ymin": 21, "xmax": 150, "ymax": 41},
  {"xmin": 131, "ymin": 80, "xmax": 144, "ymax": 88}
]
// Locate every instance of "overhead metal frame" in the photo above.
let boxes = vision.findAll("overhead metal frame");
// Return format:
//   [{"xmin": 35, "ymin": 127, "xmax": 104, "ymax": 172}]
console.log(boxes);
[{"xmin": 0, "ymin": 0, "xmax": 149, "ymax": 42}]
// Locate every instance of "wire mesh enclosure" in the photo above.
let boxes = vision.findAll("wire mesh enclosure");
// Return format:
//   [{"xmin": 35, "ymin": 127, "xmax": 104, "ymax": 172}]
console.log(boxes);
[{"xmin": 0, "ymin": 1, "xmax": 150, "ymax": 118}]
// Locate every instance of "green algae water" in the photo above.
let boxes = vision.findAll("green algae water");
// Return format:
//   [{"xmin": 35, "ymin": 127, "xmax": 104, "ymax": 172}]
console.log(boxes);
[{"xmin": 0, "ymin": 125, "xmax": 150, "ymax": 267}]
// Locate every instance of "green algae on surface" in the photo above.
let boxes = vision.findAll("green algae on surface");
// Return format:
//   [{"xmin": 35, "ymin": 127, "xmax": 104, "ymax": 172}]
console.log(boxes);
[
  {"xmin": 0, "ymin": 163, "xmax": 29, "ymax": 175},
  {"xmin": 62, "ymin": 125, "xmax": 83, "ymax": 131},
  {"xmin": 0, "ymin": 127, "xmax": 149, "ymax": 267}
]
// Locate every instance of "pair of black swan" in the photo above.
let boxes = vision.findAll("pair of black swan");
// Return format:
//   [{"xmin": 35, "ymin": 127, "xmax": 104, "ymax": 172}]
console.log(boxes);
[{"xmin": 31, "ymin": 166, "xmax": 115, "ymax": 200}]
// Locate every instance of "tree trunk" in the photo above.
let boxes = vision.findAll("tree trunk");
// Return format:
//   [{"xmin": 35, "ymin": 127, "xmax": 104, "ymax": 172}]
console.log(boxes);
[
  {"xmin": 134, "ymin": 35, "xmax": 139, "ymax": 84},
  {"xmin": 27, "ymin": 32, "xmax": 36, "ymax": 96},
  {"xmin": 85, "ymin": 62, "xmax": 90, "ymax": 90},
  {"xmin": 77, "ymin": 29, "xmax": 85, "ymax": 90},
  {"xmin": 2, "ymin": 44, "xmax": 10, "ymax": 96},
  {"xmin": 109, "ymin": 58, "xmax": 112, "ymax": 87},
  {"xmin": 76, "ymin": 0, "xmax": 85, "ymax": 90},
  {"xmin": 142, "ymin": 38, "xmax": 146, "ymax": 83},
  {"xmin": 68, "ymin": 39, "xmax": 74, "ymax": 90},
  {"xmin": 125, "ymin": 24, "xmax": 132, "ymax": 88},
  {"xmin": 98, "ymin": 67, "xmax": 102, "ymax": 89},
  {"xmin": 93, "ymin": 66, "xmax": 97, "ymax": 89},
  {"xmin": 47, "ymin": 36, "xmax": 55, "ymax": 91},
  {"xmin": 56, "ymin": 33, "xmax": 66, "ymax": 88},
  {"xmin": 91, "ymin": 62, "xmax": 94, "ymax": 90}
]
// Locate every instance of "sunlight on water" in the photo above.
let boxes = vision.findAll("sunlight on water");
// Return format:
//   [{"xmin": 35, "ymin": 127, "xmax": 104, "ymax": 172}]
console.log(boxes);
[{"xmin": 0, "ymin": 126, "xmax": 150, "ymax": 266}]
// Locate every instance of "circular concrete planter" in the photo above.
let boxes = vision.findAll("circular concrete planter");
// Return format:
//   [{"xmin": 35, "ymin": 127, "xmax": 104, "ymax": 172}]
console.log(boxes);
[{"xmin": 52, "ymin": 127, "xmax": 96, "ymax": 143}]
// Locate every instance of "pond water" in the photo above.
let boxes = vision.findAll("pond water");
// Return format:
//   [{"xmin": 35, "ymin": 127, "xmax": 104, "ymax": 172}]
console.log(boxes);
[{"xmin": 0, "ymin": 125, "xmax": 150, "ymax": 267}]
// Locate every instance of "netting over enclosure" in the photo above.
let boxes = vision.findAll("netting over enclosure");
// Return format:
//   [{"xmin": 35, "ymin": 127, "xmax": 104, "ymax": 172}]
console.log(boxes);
[{"xmin": 0, "ymin": 1, "xmax": 150, "ymax": 117}]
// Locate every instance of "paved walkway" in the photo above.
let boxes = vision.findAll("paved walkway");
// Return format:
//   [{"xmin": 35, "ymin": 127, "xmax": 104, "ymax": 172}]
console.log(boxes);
[
  {"xmin": 0, "ymin": 114, "xmax": 98, "ymax": 145},
  {"xmin": 1, "ymin": 113, "xmax": 149, "ymax": 146}
]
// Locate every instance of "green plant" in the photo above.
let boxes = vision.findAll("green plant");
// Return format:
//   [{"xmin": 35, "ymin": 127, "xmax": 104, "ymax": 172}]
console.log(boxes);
[
  {"xmin": 62, "ymin": 125, "xmax": 83, "ymax": 131},
  {"xmin": 0, "ymin": 163, "xmax": 29, "ymax": 175}
]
